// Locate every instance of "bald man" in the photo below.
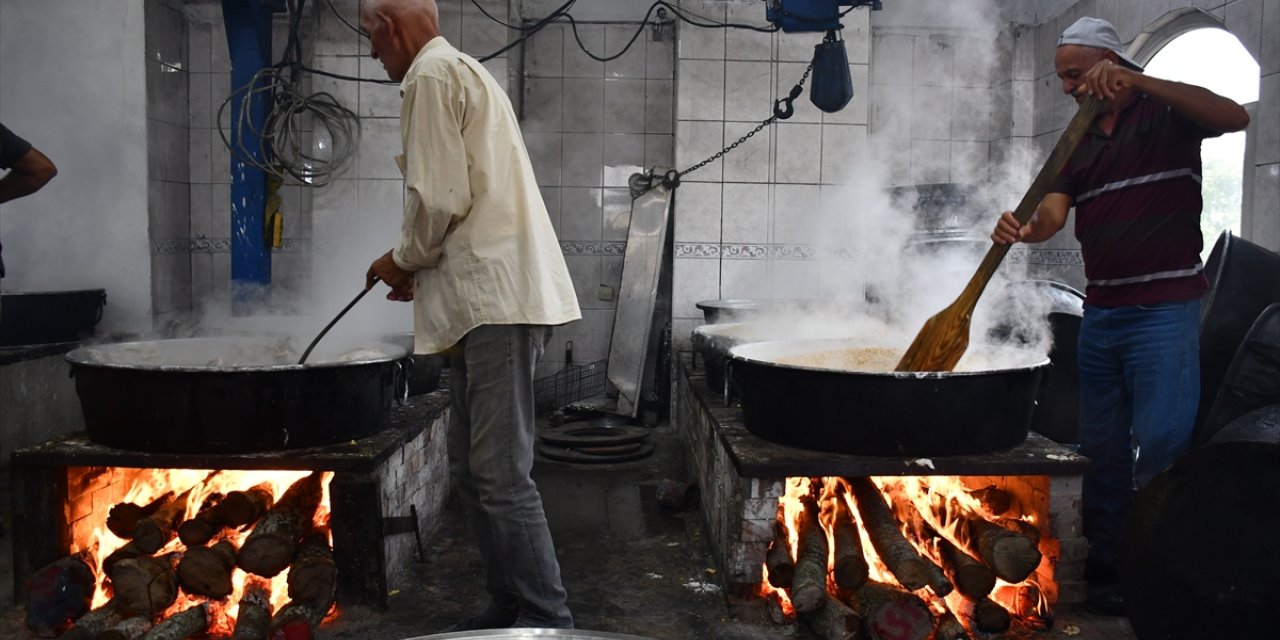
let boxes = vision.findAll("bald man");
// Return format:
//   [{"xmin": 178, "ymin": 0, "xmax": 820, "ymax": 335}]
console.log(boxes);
[
  {"xmin": 361, "ymin": 0, "xmax": 578, "ymax": 631},
  {"xmin": 991, "ymin": 17, "xmax": 1248, "ymax": 616}
]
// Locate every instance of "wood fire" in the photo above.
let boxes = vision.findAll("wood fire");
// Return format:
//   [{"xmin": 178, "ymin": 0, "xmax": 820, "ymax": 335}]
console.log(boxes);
[
  {"xmin": 24, "ymin": 469, "xmax": 336, "ymax": 639},
  {"xmin": 759, "ymin": 476, "xmax": 1056, "ymax": 640}
]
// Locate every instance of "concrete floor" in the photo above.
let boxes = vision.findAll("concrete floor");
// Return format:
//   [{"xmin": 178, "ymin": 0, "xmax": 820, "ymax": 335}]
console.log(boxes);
[{"xmin": 1, "ymin": 423, "xmax": 1139, "ymax": 639}]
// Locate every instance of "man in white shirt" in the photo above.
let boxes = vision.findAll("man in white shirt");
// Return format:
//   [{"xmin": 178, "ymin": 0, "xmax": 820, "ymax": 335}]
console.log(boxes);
[{"xmin": 361, "ymin": 0, "xmax": 580, "ymax": 630}]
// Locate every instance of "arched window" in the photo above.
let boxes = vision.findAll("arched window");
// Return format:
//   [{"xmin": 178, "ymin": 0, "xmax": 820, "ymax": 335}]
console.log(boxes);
[{"xmin": 1141, "ymin": 28, "xmax": 1259, "ymax": 260}]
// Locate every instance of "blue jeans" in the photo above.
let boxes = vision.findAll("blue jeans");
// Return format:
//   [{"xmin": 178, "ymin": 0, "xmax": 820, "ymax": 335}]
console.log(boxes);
[
  {"xmin": 1077, "ymin": 298, "xmax": 1200, "ymax": 581},
  {"xmin": 448, "ymin": 324, "xmax": 573, "ymax": 628}
]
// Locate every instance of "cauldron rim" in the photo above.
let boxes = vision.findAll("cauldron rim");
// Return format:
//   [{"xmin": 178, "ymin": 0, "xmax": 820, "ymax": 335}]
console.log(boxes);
[
  {"xmin": 66, "ymin": 336, "xmax": 408, "ymax": 373},
  {"xmin": 729, "ymin": 338, "xmax": 1049, "ymax": 378}
]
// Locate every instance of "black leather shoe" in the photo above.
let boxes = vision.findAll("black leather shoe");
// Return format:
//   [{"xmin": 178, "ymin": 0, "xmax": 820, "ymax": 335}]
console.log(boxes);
[
  {"xmin": 440, "ymin": 603, "xmax": 519, "ymax": 632},
  {"xmin": 1086, "ymin": 583, "xmax": 1126, "ymax": 617}
]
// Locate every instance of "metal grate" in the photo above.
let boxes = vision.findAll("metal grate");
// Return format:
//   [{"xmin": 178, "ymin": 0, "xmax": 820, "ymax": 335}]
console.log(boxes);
[{"xmin": 534, "ymin": 341, "xmax": 607, "ymax": 412}]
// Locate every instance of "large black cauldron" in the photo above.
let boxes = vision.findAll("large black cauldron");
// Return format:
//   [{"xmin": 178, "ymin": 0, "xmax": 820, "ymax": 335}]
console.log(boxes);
[
  {"xmin": 728, "ymin": 339, "xmax": 1047, "ymax": 456},
  {"xmin": 66, "ymin": 337, "xmax": 410, "ymax": 453},
  {"xmin": 0, "ymin": 289, "xmax": 106, "ymax": 346}
]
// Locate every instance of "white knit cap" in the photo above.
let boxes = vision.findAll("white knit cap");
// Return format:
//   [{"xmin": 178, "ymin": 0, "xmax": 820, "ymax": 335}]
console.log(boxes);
[{"xmin": 1058, "ymin": 17, "xmax": 1144, "ymax": 71}]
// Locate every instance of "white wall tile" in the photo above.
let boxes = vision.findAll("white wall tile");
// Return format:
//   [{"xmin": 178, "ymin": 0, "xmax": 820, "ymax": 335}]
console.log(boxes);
[
  {"xmin": 356, "ymin": 118, "xmax": 403, "ymax": 179},
  {"xmin": 562, "ymin": 132, "xmax": 603, "ymax": 186},
  {"xmin": 211, "ymin": 183, "xmax": 232, "ymax": 236},
  {"xmin": 1011, "ymin": 80, "xmax": 1035, "ymax": 137},
  {"xmin": 769, "ymin": 260, "xmax": 818, "ymax": 299},
  {"xmin": 722, "ymin": 121, "xmax": 772, "ymax": 183},
  {"xmin": 562, "ymin": 78, "xmax": 604, "ymax": 133},
  {"xmin": 675, "ymin": 120, "xmax": 723, "ymax": 182},
  {"xmin": 720, "ymin": 259, "xmax": 769, "ymax": 300},
  {"xmin": 190, "ymin": 183, "xmax": 213, "ymax": 237},
  {"xmin": 604, "ymin": 24, "xmax": 647, "ymax": 79},
  {"xmin": 527, "ymin": 23, "xmax": 563, "ymax": 77},
  {"xmin": 677, "ymin": 59, "xmax": 725, "ymax": 121},
  {"xmin": 725, "ymin": 61, "xmax": 773, "ymax": 122},
  {"xmin": 524, "ymin": 132, "xmax": 562, "ymax": 186},
  {"xmin": 604, "ymin": 78, "xmax": 647, "ymax": 134},
  {"xmin": 722, "ymin": 183, "xmax": 770, "ymax": 244},
  {"xmin": 189, "ymin": 21, "xmax": 212, "ymax": 73},
  {"xmin": 950, "ymin": 140, "xmax": 991, "ymax": 184},
  {"xmin": 777, "ymin": 29, "xmax": 821, "ymax": 63},
  {"xmin": 560, "ymin": 187, "xmax": 603, "ymax": 241},
  {"xmin": 602, "ymin": 134, "xmax": 645, "ymax": 187},
  {"xmin": 910, "ymin": 139, "xmax": 952, "ymax": 184},
  {"xmin": 314, "ymin": 0, "xmax": 361, "ymax": 57},
  {"xmin": 644, "ymin": 79, "xmax": 674, "ymax": 134},
  {"xmin": 821, "ymin": 124, "xmax": 868, "ymax": 185},
  {"xmin": 647, "ymin": 31, "xmax": 675, "ymax": 79},
  {"xmin": 460, "ymin": 1, "xmax": 509, "ymax": 59},
  {"xmin": 725, "ymin": 1, "xmax": 774, "ymax": 61},
  {"xmin": 911, "ymin": 85, "xmax": 953, "ymax": 140},
  {"xmin": 772, "ymin": 184, "xmax": 821, "ymax": 245},
  {"xmin": 645, "ymin": 133, "xmax": 673, "ymax": 170},
  {"xmin": 523, "ymin": 77, "xmax": 563, "ymax": 132},
  {"xmin": 674, "ymin": 181, "xmax": 722, "ymax": 243},
  {"xmin": 871, "ymin": 34, "xmax": 914, "ymax": 86},
  {"xmin": 1257, "ymin": 72, "xmax": 1279, "ymax": 165},
  {"xmin": 952, "ymin": 87, "xmax": 992, "ymax": 141},
  {"xmin": 843, "ymin": 7, "xmax": 871, "ymax": 65},
  {"xmin": 775, "ymin": 123, "xmax": 822, "ymax": 183},
  {"xmin": 359, "ymin": 80, "xmax": 402, "ymax": 118},
  {"xmin": 674, "ymin": 257, "xmax": 721, "ymax": 318},
  {"xmin": 564, "ymin": 254, "xmax": 605, "ymax": 310},
  {"xmin": 189, "ymin": 125, "xmax": 212, "ymax": 184},
  {"xmin": 564, "ymin": 24, "xmax": 605, "ymax": 78},
  {"xmin": 190, "ymin": 71, "xmax": 212, "ymax": 129},
  {"xmin": 1251, "ymin": 163, "xmax": 1280, "ymax": 250},
  {"xmin": 677, "ymin": 5, "xmax": 726, "ymax": 60},
  {"xmin": 437, "ymin": 0, "xmax": 463, "ymax": 45},
  {"xmin": 1262, "ymin": 0, "xmax": 1279, "ymax": 76},
  {"xmin": 357, "ymin": 179, "xmax": 405, "ymax": 233},
  {"xmin": 539, "ymin": 186, "xmax": 561, "ymax": 236},
  {"xmin": 870, "ymin": 83, "xmax": 911, "ymax": 139},
  {"xmin": 602, "ymin": 188, "xmax": 632, "ymax": 242}
]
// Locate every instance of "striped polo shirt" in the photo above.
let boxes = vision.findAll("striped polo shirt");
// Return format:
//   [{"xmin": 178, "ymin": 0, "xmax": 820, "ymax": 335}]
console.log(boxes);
[{"xmin": 1051, "ymin": 93, "xmax": 1216, "ymax": 307}]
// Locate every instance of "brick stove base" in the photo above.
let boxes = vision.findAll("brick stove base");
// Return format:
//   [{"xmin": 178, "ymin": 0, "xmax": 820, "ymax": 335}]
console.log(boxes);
[
  {"xmin": 675, "ymin": 357, "xmax": 1091, "ymax": 611},
  {"xmin": 9, "ymin": 391, "xmax": 453, "ymax": 608}
]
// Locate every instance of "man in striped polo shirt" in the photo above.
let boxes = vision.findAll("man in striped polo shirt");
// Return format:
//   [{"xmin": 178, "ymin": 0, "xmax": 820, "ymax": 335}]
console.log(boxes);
[{"xmin": 991, "ymin": 17, "xmax": 1249, "ymax": 616}]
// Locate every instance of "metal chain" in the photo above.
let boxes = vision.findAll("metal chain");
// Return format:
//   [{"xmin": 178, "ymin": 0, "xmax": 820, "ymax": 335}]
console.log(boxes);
[{"xmin": 667, "ymin": 61, "xmax": 815, "ymax": 187}]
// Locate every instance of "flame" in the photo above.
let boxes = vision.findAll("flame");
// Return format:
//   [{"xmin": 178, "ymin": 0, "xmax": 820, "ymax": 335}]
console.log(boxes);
[
  {"xmin": 69, "ymin": 468, "xmax": 334, "ymax": 634},
  {"xmin": 758, "ymin": 475, "xmax": 1057, "ymax": 632}
]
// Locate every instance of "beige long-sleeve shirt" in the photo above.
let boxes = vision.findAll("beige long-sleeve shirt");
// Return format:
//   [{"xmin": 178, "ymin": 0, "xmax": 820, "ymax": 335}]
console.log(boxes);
[{"xmin": 392, "ymin": 37, "xmax": 580, "ymax": 355}]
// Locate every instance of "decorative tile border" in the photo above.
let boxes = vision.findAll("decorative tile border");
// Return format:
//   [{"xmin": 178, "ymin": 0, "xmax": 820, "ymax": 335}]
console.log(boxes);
[
  {"xmin": 152, "ymin": 238, "xmax": 318, "ymax": 254},
  {"xmin": 1008, "ymin": 247, "xmax": 1084, "ymax": 266},
  {"xmin": 560, "ymin": 241, "xmax": 627, "ymax": 256}
]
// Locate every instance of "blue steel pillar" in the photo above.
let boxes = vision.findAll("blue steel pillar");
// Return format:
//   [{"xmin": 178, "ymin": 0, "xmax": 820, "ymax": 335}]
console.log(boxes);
[{"xmin": 222, "ymin": 0, "xmax": 273, "ymax": 314}]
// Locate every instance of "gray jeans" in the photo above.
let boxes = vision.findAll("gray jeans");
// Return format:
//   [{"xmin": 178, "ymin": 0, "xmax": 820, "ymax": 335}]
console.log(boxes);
[{"xmin": 447, "ymin": 324, "xmax": 573, "ymax": 628}]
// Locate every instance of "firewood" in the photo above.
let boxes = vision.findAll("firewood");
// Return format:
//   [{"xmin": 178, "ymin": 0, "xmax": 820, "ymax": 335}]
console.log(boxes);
[
  {"xmin": 177, "ymin": 493, "xmax": 224, "ymax": 547},
  {"xmin": 270, "ymin": 600, "xmax": 329, "ymax": 635},
  {"xmin": 23, "ymin": 551, "xmax": 95, "ymax": 637},
  {"xmin": 177, "ymin": 539, "xmax": 238, "ymax": 599},
  {"xmin": 57, "ymin": 600, "xmax": 120, "ymax": 640},
  {"xmin": 111, "ymin": 554, "xmax": 179, "ymax": 616},
  {"xmin": 799, "ymin": 593, "xmax": 866, "ymax": 640},
  {"xmin": 826, "ymin": 489, "xmax": 869, "ymax": 591},
  {"xmin": 98, "ymin": 616, "xmax": 154, "ymax": 640},
  {"xmin": 949, "ymin": 511, "xmax": 1041, "ymax": 583},
  {"xmin": 102, "ymin": 542, "xmax": 143, "ymax": 578},
  {"xmin": 239, "ymin": 473, "xmax": 323, "ymax": 578},
  {"xmin": 932, "ymin": 609, "xmax": 971, "ymax": 640},
  {"xmin": 287, "ymin": 532, "xmax": 336, "ymax": 609},
  {"xmin": 765, "ymin": 507, "xmax": 795, "ymax": 589},
  {"xmin": 953, "ymin": 597, "xmax": 1010, "ymax": 634},
  {"xmin": 107, "ymin": 492, "xmax": 173, "ymax": 539},
  {"xmin": 790, "ymin": 486, "xmax": 829, "ymax": 614},
  {"xmin": 137, "ymin": 602, "xmax": 208, "ymax": 640},
  {"xmin": 937, "ymin": 538, "xmax": 995, "ymax": 600},
  {"xmin": 764, "ymin": 589, "xmax": 791, "ymax": 625},
  {"xmin": 879, "ymin": 482, "xmax": 954, "ymax": 597},
  {"xmin": 134, "ymin": 485, "xmax": 197, "ymax": 554},
  {"xmin": 993, "ymin": 517, "xmax": 1040, "ymax": 545},
  {"xmin": 231, "ymin": 576, "xmax": 274, "ymax": 640},
  {"xmin": 220, "ymin": 483, "xmax": 276, "ymax": 527},
  {"xmin": 848, "ymin": 477, "xmax": 934, "ymax": 591},
  {"xmin": 841, "ymin": 580, "xmax": 933, "ymax": 640},
  {"xmin": 966, "ymin": 485, "xmax": 1012, "ymax": 517}
]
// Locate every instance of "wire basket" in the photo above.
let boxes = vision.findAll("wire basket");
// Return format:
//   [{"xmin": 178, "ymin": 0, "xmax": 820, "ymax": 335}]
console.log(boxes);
[{"xmin": 534, "ymin": 341, "xmax": 607, "ymax": 412}]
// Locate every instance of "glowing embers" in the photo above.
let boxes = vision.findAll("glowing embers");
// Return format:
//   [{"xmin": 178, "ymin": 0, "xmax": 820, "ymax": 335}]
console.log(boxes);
[
  {"xmin": 759, "ymin": 477, "xmax": 1055, "ymax": 640},
  {"xmin": 33, "ymin": 468, "xmax": 336, "ymax": 638}
]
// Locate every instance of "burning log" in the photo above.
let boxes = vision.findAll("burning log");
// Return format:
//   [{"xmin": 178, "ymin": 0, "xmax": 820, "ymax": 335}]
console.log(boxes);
[
  {"xmin": 137, "ymin": 602, "xmax": 209, "ymax": 640},
  {"xmin": 932, "ymin": 609, "xmax": 971, "ymax": 640},
  {"xmin": 799, "ymin": 593, "xmax": 866, "ymax": 640},
  {"xmin": 98, "ymin": 616, "xmax": 155, "ymax": 640},
  {"xmin": 993, "ymin": 517, "xmax": 1040, "ymax": 544},
  {"xmin": 57, "ymin": 600, "xmax": 120, "ymax": 640},
  {"xmin": 953, "ymin": 597, "xmax": 1011, "ymax": 634},
  {"xmin": 937, "ymin": 538, "xmax": 995, "ymax": 601},
  {"xmin": 949, "ymin": 511, "xmax": 1041, "ymax": 584},
  {"xmin": 239, "ymin": 472, "xmax": 323, "ymax": 578},
  {"xmin": 287, "ymin": 531, "xmax": 337, "ymax": 609},
  {"xmin": 765, "ymin": 513, "xmax": 795, "ymax": 589},
  {"xmin": 177, "ymin": 539, "xmax": 238, "ymax": 599},
  {"xmin": 826, "ymin": 488, "xmax": 869, "ymax": 591},
  {"xmin": 967, "ymin": 485, "xmax": 1012, "ymax": 517},
  {"xmin": 107, "ymin": 492, "xmax": 174, "ymax": 539},
  {"xmin": 111, "ymin": 554, "xmax": 180, "ymax": 616},
  {"xmin": 270, "ymin": 600, "xmax": 330, "ymax": 638},
  {"xmin": 848, "ymin": 477, "xmax": 939, "ymax": 592},
  {"xmin": 134, "ymin": 484, "xmax": 202, "ymax": 554},
  {"xmin": 879, "ymin": 481, "xmax": 955, "ymax": 597},
  {"xmin": 103, "ymin": 541, "xmax": 145, "ymax": 577},
  {"xmin": 23, "ymin": 552, "xmax": 95, "ymax": 637},
  {"xmin": 179, "ymin": 483, "xmax": 275, "ymax": 547},
  {"xmin": 790, "ymin": 486, "xmax": 829, "ymax": 614},
  {"xmin": 841, "ymin": 580, "xmax": 933, "ymax": 640},
  {"xmin": 231, "ymin": 577, "xmax": 274, "ymax": 640}
]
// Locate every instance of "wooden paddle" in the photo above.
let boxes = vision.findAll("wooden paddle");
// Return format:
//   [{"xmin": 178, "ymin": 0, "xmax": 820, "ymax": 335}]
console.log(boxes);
[{"xmin": 894, "ymin": 94, "xmax": 1104, "ymax": 372}]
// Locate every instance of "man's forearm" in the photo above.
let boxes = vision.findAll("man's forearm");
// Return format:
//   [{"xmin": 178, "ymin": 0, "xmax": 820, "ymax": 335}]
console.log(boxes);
[{"xmin": 0, "ymin": 174, "xmax": 48, "ymax": 203}]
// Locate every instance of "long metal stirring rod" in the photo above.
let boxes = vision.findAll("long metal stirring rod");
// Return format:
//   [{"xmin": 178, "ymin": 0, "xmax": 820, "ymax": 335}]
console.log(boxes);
[{"xmin": 297, "ymin": 277, "xmax": 380, "ymax": 365}]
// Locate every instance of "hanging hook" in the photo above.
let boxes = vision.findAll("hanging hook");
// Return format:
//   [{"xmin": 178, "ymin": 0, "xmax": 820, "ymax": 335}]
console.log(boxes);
[{"xmin": 774, "ymin": 83, "xmax": 803, "ymax": 120}]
